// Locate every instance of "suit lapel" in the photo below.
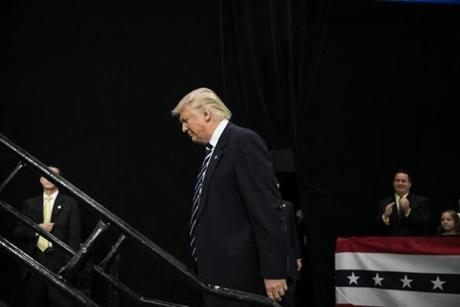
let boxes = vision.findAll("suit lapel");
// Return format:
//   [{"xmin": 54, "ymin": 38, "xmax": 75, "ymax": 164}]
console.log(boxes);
[
  {"xmin": 390, "ymin": 195, "xmax": 399, "ymax": 223},
  {"xmin": 407, "ymin": 193, "xmax": 416, "ymax": 209},
  {"xmin": 33, "ymin": 196, "xmax": 45, "ymax": 223},
  {"xmin": 195, "ymin": 122, "xmax": 233, "ymax": 221},
  {"xmin": 51, "ymin": 193, "xmax": 64, "ymax": 222}
]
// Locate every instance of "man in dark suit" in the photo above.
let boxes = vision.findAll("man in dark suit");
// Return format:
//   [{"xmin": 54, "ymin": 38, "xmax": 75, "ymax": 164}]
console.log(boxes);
[
  {"xmin": 376, "ymin": 169, "xmax": 430, "ymax": 235},
  {"xmin": 14, "ymin": 166, "xmax": 81, "ymax": 307},
  {"xmin": 172, "ymin": 88, "xmax": 287, "ymax": 306}
]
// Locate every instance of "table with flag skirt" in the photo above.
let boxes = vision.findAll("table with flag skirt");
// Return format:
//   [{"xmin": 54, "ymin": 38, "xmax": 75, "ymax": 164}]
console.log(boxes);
[{"xmin": 335, "ymin": 236, "xmax": 460, "ymax": 306}]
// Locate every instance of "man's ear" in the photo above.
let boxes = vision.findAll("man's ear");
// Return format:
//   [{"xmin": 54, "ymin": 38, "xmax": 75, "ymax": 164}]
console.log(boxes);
[{"xmin": 203, "ymin": 110, "xmax": 211, "ymax": 122}]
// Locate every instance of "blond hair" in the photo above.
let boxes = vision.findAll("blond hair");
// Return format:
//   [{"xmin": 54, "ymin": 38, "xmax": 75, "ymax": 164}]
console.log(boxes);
[{"xmin": 171, "ymin": 88, "xmax": 232, "ymax": 121}]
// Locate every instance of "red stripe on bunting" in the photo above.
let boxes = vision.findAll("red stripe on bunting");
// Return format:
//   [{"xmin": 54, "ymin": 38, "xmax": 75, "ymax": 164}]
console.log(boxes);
[{"xmin": 335, "ymin": 236, "xmax": 460, "ymax": 255}]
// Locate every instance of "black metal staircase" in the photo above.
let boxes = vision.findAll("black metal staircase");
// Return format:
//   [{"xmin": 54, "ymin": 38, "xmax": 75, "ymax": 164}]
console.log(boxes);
[{"xmin": 0, "ymin": 132, "xmax": 281, "ymax": 307}]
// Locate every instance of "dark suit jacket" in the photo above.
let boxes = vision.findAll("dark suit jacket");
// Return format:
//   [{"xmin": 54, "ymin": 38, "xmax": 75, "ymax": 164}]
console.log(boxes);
[
  {"xmin": 194, "ymin": 122, "xmax": 286, "ymax": 297},
  {"xmin": 376, "ymin": 193, "xmax": 430, "ymax": 236},
  {"xmin": 14, "ymin": 192, "xmax": 81, "ymax": 277},
  {"xmin": 282, "ymin": 200, "xmax": 301, "ymax": 279}
]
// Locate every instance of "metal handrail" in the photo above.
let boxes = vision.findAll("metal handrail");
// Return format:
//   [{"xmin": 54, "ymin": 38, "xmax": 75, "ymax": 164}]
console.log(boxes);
[
  {"xmin": 0, "ymin": 234, "xmax": 98, "ymax": 307},
  {"xmin": 93, "ymin": 266, "xmax": 190, "ymax": 307},
  {"xmin": 0, "ymin": 132, "xmax": 281, "ymax": 307},
  {"xmin": 0, "ymin": 199, "xmax": 76, "ymax": 256}
]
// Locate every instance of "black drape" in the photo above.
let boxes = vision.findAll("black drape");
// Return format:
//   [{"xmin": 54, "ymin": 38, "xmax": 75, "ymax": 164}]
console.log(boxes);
[
  {"xmin": 2, "ymin": 1, "xmax": 460, "ymax": 307},
  {"xmin": 219, "ymin": 0, "xmax": 333, "ymax": 151},
  {"xmin": 1, "ymin": 1, "xmax": 222, "ymax": 306},
  {"xmin": 219, "ymin": 1, "xmax": 460, "ymax": 307},
  {"xmin": 220, "ymin": 1, "xmax": 333, "ymax": 306}
]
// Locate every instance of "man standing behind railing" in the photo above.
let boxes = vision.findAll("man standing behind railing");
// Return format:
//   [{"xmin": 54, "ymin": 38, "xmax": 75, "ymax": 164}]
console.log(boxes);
[
  {"xmin": 172, "ymin": 88, "xmax": 287, "ymax": 306},
  {"xmin": 376, "ymin": 169, "xmax": 431, "ymax": 236},
  {"xmin": 14, "ymin": 166, "xmax": 81, "ymax": 307}
]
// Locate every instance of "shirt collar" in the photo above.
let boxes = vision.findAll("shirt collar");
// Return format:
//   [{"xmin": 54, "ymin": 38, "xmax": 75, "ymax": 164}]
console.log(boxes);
[
  {"xmin": 209, "ymin": 119, "xmax": 229, "ymax": 148},
  {"xmin": 395, "ymin": 192, "xmax": 408, "ymax": 199},
  {"xmin": 43, "ymin": 190, "xmax": 59, "ymax": 201}
]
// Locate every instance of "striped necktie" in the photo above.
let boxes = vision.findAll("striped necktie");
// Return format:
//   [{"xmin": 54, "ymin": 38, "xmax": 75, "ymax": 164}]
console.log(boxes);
[{"xmin": 190, "ymin": 143, "xmax": 213, "ymax": 260}]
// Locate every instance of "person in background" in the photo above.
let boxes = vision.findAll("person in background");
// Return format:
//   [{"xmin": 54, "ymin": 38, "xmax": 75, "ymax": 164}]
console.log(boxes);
[
  {"xmin": 376, "ymin": 169, "xmax": 430, "ymax": 235},
  {"xmin": 438, "ymin": 209, "xmax": 460, "ymax": 235},
  {"xmin": 14, "ymin": 166, "xmax": 81, "ymax": 307},
  {"xmin": 295, "ymin": 208, "xmax": 308, "ymax": 246},
  {"xmin": 280, "ymin": 198, "xmax": 302, "ymax": 307}
]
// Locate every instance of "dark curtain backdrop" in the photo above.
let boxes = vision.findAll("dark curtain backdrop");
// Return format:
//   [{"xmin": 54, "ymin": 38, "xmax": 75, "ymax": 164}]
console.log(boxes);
[
  {"xmin": 219, "ymin": 0, "xmax": 332, "ymax": 149},
  {"xmin": 1, "ymin": 1, "xmax": 460, "ymax": 307},
  {"xmin": 219, "ymin": 1, "xmax": 332, "ymax": 305},
  {"xmin": 1, "ymin": 1, "xmax": 222, "ymax": 306},
  {"xmin": 219, "ymin": 1, "xmax": 460, "ymax": 307}
]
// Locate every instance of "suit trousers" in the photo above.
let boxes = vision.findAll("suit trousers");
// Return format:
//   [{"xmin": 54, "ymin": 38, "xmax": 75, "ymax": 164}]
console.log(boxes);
[{"xmin": 26, "ymin": 248, "xmax": 73, "ymax": 307}]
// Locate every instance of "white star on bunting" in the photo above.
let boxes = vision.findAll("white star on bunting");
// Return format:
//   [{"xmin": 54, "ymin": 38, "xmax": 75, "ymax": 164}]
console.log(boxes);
[
  {"xmin": 347, "ymin": 272, "xmax": 360, "ymax": 285},
  {"xmin": 430, "ymin": 276, "xmax": 446, "ymax": 291},
  {"xmin": 400, "ymin": 274, "xmax": 413, "ymax": 289},
  {"xmin": 372, "ymin": 273, "xmax": 384, "ymax": 286}
]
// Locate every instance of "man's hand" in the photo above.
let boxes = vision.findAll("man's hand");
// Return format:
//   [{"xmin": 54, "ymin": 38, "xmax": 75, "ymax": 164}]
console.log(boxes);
[
  {"xmin": 264, "ymin": 278, "xmax": 287, "ymax": 302},
  {"xmin": 40, "ymin": 222, "xmax": 54, "ymax": 232},
  {"xmin": 400, "ymin": 196, "xmax": 411, "ymax": 215},
  {"xmin": 296, "ymin": 259, "xmax": 302, "ymax": 271},
  {"xmin": 383, "ymin": 202, "xmax": 395, "ymax": 219}
]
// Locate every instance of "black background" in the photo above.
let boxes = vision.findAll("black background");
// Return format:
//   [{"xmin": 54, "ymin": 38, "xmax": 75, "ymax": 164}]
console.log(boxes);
[{"xmin": 1, "ymin": 1, "xmax": 459, "ymax": 306}]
